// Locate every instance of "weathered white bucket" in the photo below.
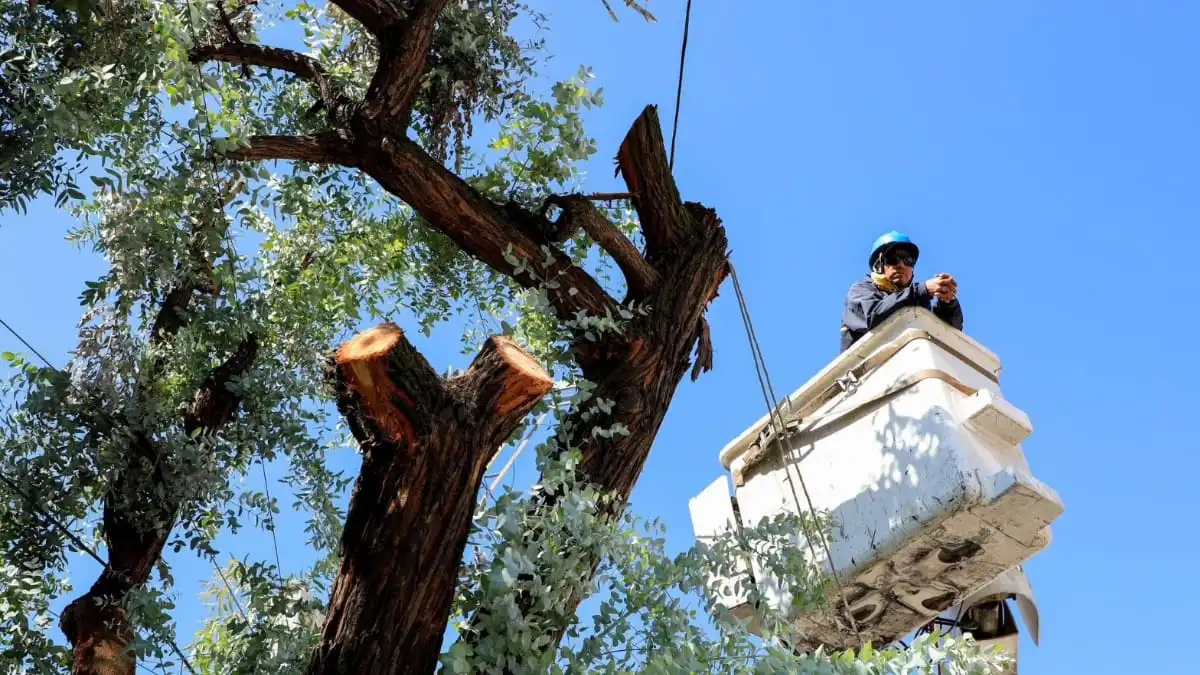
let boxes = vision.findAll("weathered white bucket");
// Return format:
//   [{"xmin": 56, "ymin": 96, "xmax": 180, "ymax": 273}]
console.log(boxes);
[{"xmin": 689, "ymin": 307, "xmax": 1062, "ymax": 655}]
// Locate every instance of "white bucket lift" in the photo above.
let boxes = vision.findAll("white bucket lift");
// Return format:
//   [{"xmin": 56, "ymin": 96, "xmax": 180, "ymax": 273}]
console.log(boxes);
[{"xmin": 688, "ymin": 307, "xmax": 1063, "ymax": 666}]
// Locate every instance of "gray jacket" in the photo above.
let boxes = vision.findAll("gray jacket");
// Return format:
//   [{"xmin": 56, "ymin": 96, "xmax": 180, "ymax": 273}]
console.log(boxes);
[{"xmin": 840, "ymin": 276, "xmax": 963, "ymax": 352}]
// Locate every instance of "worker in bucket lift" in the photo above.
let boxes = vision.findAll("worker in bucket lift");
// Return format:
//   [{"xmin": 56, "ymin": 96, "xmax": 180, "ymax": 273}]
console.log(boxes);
[{"xmin": 840, "ymin": 231, "xmax": 963, "ymax": 352}]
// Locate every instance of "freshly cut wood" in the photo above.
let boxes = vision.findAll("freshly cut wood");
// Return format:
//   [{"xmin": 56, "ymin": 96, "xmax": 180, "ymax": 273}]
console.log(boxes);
[{"xmin": 308, "ymin": 325, "xmax": 553, "ymax": 675}]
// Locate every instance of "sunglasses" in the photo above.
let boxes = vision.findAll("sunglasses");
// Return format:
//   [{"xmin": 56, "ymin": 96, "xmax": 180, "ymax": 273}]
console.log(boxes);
[{"xmin": 880, "ymin": 251, "xmax": 916, "ymax": 267}]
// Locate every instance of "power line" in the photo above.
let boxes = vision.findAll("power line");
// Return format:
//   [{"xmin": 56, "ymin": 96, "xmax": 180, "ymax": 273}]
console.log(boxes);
[
  {"xmin": 659, "ymin": 0, "xmax": 862, "ymax": 639},
  {"xmin": 259, "ymin": 460, "xmax": 285, "ymax": 578},
  {"xmin": 0, "ymin": 315, "xmax": 59, "ymax": 371},
  {"xmin": 659, "ymin": 0, "xmax": 859, "ymax": 637},
  {"xmin": 663, "ymin": 0, "xmax": 863, "ymax": 643},
  {"xmin": 0, "ymin": 472, "xmax": 106, "ymax": 568},
  {"xmin": 668, "ymin": 0, "xmax": 693, "ymax": 171}
]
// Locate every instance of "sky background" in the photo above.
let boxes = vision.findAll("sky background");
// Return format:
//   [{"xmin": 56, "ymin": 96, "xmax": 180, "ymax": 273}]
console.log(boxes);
[{"xmin": 3, "ymin": 1, "xmax": 1198, "ymax": 672}]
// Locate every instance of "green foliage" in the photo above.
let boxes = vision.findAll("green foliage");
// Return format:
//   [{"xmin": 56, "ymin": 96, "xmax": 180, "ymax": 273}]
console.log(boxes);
[
  {"xmin": 438, "ymin": 395, "xmax": 1011, "ymax": 674},
  {"xmin": 0, "ymin": 0, "xmax": 167, "ymax": 213},
  {"xmin": 416, "ymin": 0, "xmax": 544, "ymax": 170},
  {"xmin": 0, "ymin": 2, "xmax": 1012, "ymax": 674}
]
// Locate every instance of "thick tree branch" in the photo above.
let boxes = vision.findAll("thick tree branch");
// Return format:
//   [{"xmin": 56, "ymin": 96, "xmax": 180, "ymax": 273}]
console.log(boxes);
[
  {"xmin": 364, "ymin": 134, "xmax": 618, "ymax": 322},
  {"xmin": 329, "ymin": 0, "xmax": 402, "ymax": 35},
  {"xmin": 65, "ymin": 175, "xmax": 257, "ymax": 674},
  {"xmin": 544, "ymin": 195, "xmax": 658, "ymax": 296},
  {"xmin": 190, "ymin": 43, "xmax": 352, "ymax": 120},
  {"xmin": 360, "ymin": 0, "xmax": 453, "ymax": 122},
  {"xmin": 149, "ymin": 176, "xmax": 243, "ymax": 344},
  {"xmin": 183, "ymin": 334, "xmax": 260, "ymax": 435},
  {"xmin": 191, "ymin": 43, "xmax": 321, "ymax": 79},
  {"xmin": 616, "ymin": 105, "xmax": 692, "ymax": 259},
  {"xmin": 309, "ymin": 325, "xmax": 551, "ymax": 674},
  {"xmin": 62, "ymin": 336, "xmax": 259, "ymax": 675},
  {"xmin": 228, "ymin": 133, "xmax": 358, "ymax": 166},
  {"xmin": 225, "ymin": 132, "xmax": 618, "ymax": 322}
]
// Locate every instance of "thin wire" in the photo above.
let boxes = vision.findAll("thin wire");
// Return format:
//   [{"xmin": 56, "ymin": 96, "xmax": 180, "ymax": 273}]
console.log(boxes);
[
  {"xmin": 0, "ymin": 315, "xmax": 59, "ymax": 370},
  {"xmin": 728, "ymin": 262, "xmax": 864, "ymax": 641},
  {"xmin": 730, "ymin": 265, "xmax": 861, "ymax": 638},
  {"xmin": 0, "ymin": 472, "xmax": 107, "ymax": 567},
  {"xmin": 259, "ymin": 460, "xmax": 284, "ymax": 578},
  {"xmin": 659, "ymin": 0, "xmax": 858, "ymax": 638},
  {"xmin": 210, "ymin": 557, "xmax": 250, "ymax": 622},
  {"xmin": 668, "ymin": 0, "xmax": 693, "ymax": 170},
  {"xmin": 727, "ymin": 271, "xmax": 824, "ymax": 570}
]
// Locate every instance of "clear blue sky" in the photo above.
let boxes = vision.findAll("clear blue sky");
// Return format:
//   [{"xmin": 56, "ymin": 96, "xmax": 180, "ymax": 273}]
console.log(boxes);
[{"xmin": 3, "ymin": 1, "xmax": 1196, "ymax": 672}]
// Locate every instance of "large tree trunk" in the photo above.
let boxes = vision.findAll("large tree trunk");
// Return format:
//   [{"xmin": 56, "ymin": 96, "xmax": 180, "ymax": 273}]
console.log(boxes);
[
  {"xmin": 193, "ymin": 2, "xmax": 729, "ymax": 669},
  {"xmin": 307, "ymin": 325, "xmax": 553, "ymax": 674}
]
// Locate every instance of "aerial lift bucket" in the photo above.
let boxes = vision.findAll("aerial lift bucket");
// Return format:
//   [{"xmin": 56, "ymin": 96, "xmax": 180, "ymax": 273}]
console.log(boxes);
[{"xmin": 688, "ymin": 307, "xmax": 1062, "ymax": 670}]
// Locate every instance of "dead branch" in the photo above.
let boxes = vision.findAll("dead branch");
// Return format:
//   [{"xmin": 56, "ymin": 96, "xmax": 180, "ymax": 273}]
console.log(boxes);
[
  {"xmin": 616, "ymin": 106, "xmax": 691, "ymax": 260},
  {"xmin": 691, "ymin": 317, "xmax": 713, "ymax": 381}
]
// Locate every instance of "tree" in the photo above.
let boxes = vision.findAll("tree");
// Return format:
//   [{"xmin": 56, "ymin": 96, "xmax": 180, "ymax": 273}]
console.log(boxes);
[{"xmin": 0, "ymin": 1, "xmax": 1010, "ymax": 673}]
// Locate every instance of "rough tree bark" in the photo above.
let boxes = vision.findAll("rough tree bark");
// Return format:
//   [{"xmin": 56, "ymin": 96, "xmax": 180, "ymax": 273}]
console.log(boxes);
[
  {"xmin": 59, "ymin": 179, "xmax": 258, "ymax": 675},
  {"xmin": 306, "ymin": 325, "xmax": 552, "ymax": 674},
  {"xmin": 455, "ymin": 110, "xmax": 729, "ymax": 668},
  {"xmin": 193, "ymin": 0, "xmax": 729, "ymax": 670}
]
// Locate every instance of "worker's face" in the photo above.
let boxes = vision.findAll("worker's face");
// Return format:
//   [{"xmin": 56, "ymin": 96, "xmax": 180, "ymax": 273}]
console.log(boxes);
[{"xmin": 878, "ymin": 248, "xmax": 915, "ymax": 286}]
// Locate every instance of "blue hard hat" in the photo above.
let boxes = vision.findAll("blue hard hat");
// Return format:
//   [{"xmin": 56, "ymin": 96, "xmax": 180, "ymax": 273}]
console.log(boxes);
[{"xmin": 869, "ymin": 231, "xmax": 919, "ymax": 269}]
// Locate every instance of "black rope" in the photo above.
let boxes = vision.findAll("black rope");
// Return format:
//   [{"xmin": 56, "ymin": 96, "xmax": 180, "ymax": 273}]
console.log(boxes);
[{"xmin": 668, "ymin": 0, "xmax": 693, "ymax": 170}]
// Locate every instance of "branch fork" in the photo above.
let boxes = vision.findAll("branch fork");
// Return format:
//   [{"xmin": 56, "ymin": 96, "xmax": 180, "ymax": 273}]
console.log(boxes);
[{"xmin": 309, "ymin": 323, "xmax": 552, "ymax": 674}]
